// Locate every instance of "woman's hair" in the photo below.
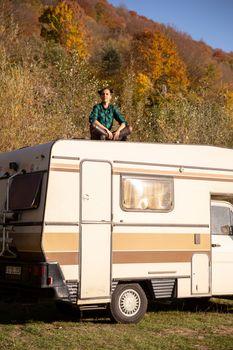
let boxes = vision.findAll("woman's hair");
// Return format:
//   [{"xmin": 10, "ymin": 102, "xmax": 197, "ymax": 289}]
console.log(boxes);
[{"xmin": 98, "ymin": 87, "xmax": 113, "ymax": 95}]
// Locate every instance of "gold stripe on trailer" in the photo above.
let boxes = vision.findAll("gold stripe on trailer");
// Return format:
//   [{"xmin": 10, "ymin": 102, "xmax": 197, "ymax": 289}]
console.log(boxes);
[
  {"xmin": 43, "ymin": 232, "xmax": 79, "ymax": 251},
  {"xmin": 112, "ymin": 233, "xmax": 210, "ymax": 251}
]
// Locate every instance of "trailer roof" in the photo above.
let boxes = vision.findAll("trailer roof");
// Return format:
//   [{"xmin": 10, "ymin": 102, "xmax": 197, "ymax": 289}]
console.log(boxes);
[
  {"xmin": 51, "ymin": 139, "xmax": 233, "ymax": 172},
  {"xmin": 1, "ymin": 140, "xmax": 233, "ymax": 174}
]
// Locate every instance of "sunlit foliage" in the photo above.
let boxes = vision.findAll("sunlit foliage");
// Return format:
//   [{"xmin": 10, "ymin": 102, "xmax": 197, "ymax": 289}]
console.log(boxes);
[
  {"xmin": 132, "ymin": 30, "xmax": 189, "ymax": 94},
  {"xmin": 0, "ymin": 0, "xmax": 233, "ymax": 152},
  {"xmin": 39, "ymin": 0, "xmax": 88, "ymax": 59}
]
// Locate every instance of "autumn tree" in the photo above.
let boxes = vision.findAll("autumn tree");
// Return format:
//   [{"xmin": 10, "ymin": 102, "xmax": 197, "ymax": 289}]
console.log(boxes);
[
  {"xmin": 76, "ymin": 0, "xmax": 97, "ymax": 18},
  {"xmin": 101, "ymin": 46, "xmax": 121, "ymax": 76},
  {"xmin": 39, "ymin": 0, "xmax": 88, "ymax": 59},
  {"xmin": 223, "ymin": 85, "xmax": 233, "ymax": 117},
  {"xmin": 134, "ymin": 73, "xmax": 153, "ymax": 99},
  {"xmin": 164, "ymin": 27, "xmax": 227, "ymax": 92},
  {"xmin": 131, "ymin": 30, "xmax": 189, "ymax": 95},
  {"xmin": 94, "ymin": 0, "xmax": 126, "ymax": 32}
]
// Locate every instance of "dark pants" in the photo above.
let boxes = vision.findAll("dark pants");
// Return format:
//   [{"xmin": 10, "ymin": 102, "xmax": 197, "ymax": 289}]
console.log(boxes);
[{"xmin": 90, "ymin": 124, "xmax": 132, "ymax": 141}]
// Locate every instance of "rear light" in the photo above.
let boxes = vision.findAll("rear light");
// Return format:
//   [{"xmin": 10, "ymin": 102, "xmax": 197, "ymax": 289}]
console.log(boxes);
[
  {"xmin": 47, "ymin": 276, "xmax": 53, "ymax": 285},
  {"xmin": 32, "ymin": 265, "xmax": 46, "ymax": 277}
]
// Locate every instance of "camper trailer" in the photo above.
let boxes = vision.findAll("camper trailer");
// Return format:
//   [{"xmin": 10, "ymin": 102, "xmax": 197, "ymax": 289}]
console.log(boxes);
[{"xmin": 0, "ymin": 139, "xmax": 233, "ymax": 323}]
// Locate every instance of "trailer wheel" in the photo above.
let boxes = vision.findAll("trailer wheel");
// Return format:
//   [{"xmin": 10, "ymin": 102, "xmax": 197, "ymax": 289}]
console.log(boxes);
[{"xmin": 110, "ymin": 283, "xmax": 148, "ymax": 324}]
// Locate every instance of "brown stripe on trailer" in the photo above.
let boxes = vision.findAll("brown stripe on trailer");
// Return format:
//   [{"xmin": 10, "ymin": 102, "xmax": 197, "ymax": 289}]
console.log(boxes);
[
  {"xmin": 113, "ymin": 167, "xmax": 176, "ymax": 176},
  {"xmin": 113, "ymin": 167, "xmax": 233, "ymax": 182},
  {"xmin": 11, "ymin": 232, "xmax": 42, "ymax": 251},
  {"xmin": 9, "ymin": 251, "xmax": 79, "ymax": 265},
  {"xmin": 112, "ymin": 250, "xmax": 210, "ymax": 264},
  {"xmin": 49, "ymin": 163, "xmax": 233, "ymax": 181},
  {"xmin": 50, "ymin": 163, "xmax": 80, "ymax": 173},
  {"xmin": 43, "ymin": 250, "xmax": 208, "ymax": 265},
  {"xmin": 46, "ymin": 252, "xmax": 79, "ymax": 265}
]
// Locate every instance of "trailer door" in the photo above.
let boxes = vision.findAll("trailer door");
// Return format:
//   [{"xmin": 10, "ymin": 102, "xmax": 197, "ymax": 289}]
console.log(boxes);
[
  {"xmin": 211, "ymin": 200, "xmax": 233, "ymax": 295},
  {"xmin": 80, "ymin": 160, "xmax": 112, "ymax": 300}
]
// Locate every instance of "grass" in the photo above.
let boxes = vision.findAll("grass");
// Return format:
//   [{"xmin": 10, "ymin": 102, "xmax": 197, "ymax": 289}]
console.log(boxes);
[{"xmin": 0, "ymin": 299, "xmax": 232, "ymax": 350}]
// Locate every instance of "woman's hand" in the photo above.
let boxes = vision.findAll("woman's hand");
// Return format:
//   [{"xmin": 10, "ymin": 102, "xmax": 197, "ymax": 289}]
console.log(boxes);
[
  {"xmin": 106, "ymin": 129, "xmax": 113, "ymax": 139},
  {"xmin": 113, "ymin": 130, "xmax": 121, "ymax": 140},
  {"xmin": 113, "ymin": 123, "xmax": 126, "ymax": 140}
]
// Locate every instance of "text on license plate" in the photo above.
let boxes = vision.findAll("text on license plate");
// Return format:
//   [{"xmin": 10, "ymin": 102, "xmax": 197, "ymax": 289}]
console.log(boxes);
[{"xmin": 5, "ymin": 266, "xmax": 21, "ymax": 275}]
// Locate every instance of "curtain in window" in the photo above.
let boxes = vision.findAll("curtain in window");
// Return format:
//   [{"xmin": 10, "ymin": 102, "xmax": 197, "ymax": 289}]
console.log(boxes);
[{"xmin": 122, "ymin": 177, "xmax": 172, "ymax": 210}]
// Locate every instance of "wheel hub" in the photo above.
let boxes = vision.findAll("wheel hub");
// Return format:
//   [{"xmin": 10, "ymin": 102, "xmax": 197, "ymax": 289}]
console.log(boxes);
[{"xmin": 119, "ymin": 289, "xmax": 141, "ymax": 317}]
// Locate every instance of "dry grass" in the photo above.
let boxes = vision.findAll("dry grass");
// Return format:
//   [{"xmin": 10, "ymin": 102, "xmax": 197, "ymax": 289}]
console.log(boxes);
[{"xmin": 0, "ymin": 298, "xmax": 232, "ymax": 350}]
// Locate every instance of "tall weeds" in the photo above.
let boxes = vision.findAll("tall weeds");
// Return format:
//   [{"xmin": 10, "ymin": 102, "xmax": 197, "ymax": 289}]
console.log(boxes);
[{"xmin": 0, "ymin": 2, "xmax": 233, "ymax": 152}]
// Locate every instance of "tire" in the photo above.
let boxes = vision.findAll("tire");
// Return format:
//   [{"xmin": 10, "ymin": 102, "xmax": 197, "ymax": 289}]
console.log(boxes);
[{"xmin": 110, "ymin": 283, "xmax": 148, "ymax": 324}]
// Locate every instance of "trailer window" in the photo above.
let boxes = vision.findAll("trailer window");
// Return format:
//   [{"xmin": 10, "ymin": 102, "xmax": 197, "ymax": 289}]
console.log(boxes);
[
  {"xmin": 211, "ymin": 205, "xmax": 233, "ymax": 235},
  {"xmin": 121, "ymin": 176, "xmax": 173, "ymax": 211},
  {"xmin": 8, "ymin": 172, "xmax": 43, "ymax": 210}
]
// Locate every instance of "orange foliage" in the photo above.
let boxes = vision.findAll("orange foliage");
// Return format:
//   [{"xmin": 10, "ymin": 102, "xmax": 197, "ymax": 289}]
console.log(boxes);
[
  {"xmin": 76, "ymin": 0, "xmax": 97, "ymax": 18},
  {"xmin": 94, "ymin": 0, "xmax": 126, "ymax": 31},
  {"xmin": 224, "ymin": 89, "xmax": 233, "ymax": 113},
  {"xmin": 132, "ymin": 30, "xmax": 189, "ymax": 92},
  {"xmin": 135, "ymin": 73, "xmax": 153, "ymax": 98},
  {"xmin": 213, "ymin": 48, "xmax": 233, "ymax": 68},
  {"xmin": 9, "ymin": 0, "xmax": 233, "ymax": 95},
  {"xmin": 213, "ymin": 48, "xmax": 227, "ymax": 62},
  {"xmin": 129, "ymin": 11, "xmax": 137, "ymax": 17},
  {"xmin": 40, "ymin": 0, "xmax": 88, "ymax": 59}
]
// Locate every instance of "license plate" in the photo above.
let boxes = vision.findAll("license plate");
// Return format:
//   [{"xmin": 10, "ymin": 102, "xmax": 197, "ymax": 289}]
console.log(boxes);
[{"xmin": 5, "ymin": 266, "xmax": 21, "ymax": 276}]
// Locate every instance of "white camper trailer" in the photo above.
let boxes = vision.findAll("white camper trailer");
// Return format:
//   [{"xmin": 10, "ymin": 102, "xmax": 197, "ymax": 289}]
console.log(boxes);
[{"xmin": 0, "ymin": 139, "xmax": 233, "ymax": 323}]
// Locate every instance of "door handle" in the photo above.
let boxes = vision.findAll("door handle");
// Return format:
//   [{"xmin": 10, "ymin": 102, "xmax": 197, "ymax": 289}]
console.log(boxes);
[
  {"xmin": 211, "ymin": 243, "xmax": 221, "ymax": 247},
  {"xmin": 82, "ymin": 194, "xmax": 90, "ymax": 200}
]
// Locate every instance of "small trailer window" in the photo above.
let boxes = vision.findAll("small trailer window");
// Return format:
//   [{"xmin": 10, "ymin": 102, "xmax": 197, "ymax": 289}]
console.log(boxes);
[
  {"xmin": 121, "ymin": 176, "xmax": 173, "ymax": 211},
  {"xmin": 211, "ymin": 204, "xmax": 233, "ymax": 235},
  {"xmin": 8, "ymin": 172, "xmax": 43, "ymax": 210}
]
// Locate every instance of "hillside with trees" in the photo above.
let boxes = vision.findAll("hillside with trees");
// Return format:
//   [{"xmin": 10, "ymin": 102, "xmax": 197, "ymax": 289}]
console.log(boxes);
[{"xmin": 1, "ymin": 0, "xmax": 233, "ymax": 151}]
